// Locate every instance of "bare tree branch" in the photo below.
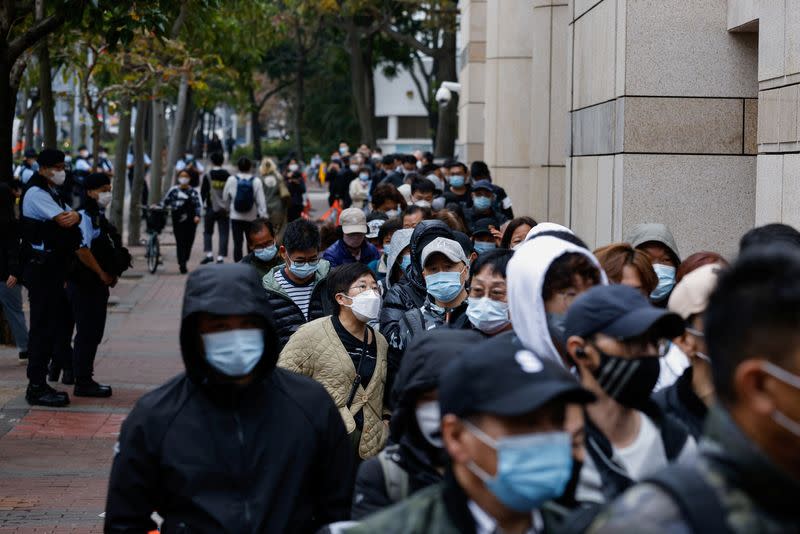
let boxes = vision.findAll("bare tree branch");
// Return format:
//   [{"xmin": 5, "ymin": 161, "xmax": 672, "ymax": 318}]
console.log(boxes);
[
  {"xmin": 257, "ymin": 79, "xmax": 294, "ymax": 110},
  {"xmin": 8, "ymin": 11, "xmax": 67, "ymax": 62}
]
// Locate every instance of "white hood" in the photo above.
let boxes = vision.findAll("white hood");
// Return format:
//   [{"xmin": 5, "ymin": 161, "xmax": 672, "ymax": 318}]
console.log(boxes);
[
  {"xmin": 507, "ymin": 235, "xmax": 608, "ymax": 366},
  {"xmin": 525, "ymin": 222, "xmax": 574, "ymax": 240}
]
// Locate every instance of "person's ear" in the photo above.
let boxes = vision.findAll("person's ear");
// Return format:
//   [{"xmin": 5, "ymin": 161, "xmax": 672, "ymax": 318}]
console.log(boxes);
[
  {"xmin": 673, "ymin": 332, "xmax": 695, "ymax": 360},
  {"xmin": 441, "ymin": 415, "xmax": 471, "ymax": 464},
  {"xmin": 279, "ymin": 245, "xmax": 287, "ymax": 262},
  {"xmin": 566, "ymin": 336, "xmax": 587, "ymax": 364},
  {"xmin": 734, "ymin": 359, "xmax": 778, "ymax": 417}
]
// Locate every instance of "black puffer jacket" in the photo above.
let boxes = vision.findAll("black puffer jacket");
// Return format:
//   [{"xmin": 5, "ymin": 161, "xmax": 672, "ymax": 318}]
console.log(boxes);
[
  {"xmin": 352, "ymin": 330, "xmax": 483, "ymax": 520},
  {"xmin": 380, "ymin": 221, "xmax": 455, "ymax": 395},
  {"xmin": 652, "ymin": 366, "xmax": 708, "ymax": 440},
  {"xmin": 261, "ymin": 261, "xmax": 333, "ymax": 350},
  {"xmin": 105, "ymin": 264, "xmax": 354, "ymax": 534}
]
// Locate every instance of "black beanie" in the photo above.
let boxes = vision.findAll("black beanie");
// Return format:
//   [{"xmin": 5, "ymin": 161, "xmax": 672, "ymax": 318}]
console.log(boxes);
[{"xmin": 37, "ymin": 148, "xmax": 65, "ymax": 168}]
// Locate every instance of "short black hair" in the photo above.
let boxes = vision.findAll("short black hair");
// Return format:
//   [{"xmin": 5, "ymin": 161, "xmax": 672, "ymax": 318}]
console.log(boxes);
[
  {"xmin": 469, "ymin": 248, "xmax": 515, "ymax": 283},
  {"xmin": 246, "ymin": 218, "xmax": 275, "ymax": 243},
  {"xmin": 328, "ymin": 263, "xmax": 376, "ymax": 314},
  {"xmin": 447, "ymin": 161, "xmax": 467, "ymax": 173},
  {"xmin": 283, "ymin": 219, "xmax": 320, "ymax": 253},
  {"xmin": 404, "ymin": 205, "xmax": 431, "ymax": 220},
  {"xmin": 237, "ymin": 156, "xmax": 252, "ymax": 172},
  {"xmin": 210, "ymin": 151, "xmax": 224, "ymax": 166},
  {"xmin": 402, "ymin": 154, "xmax": 417, "ymax": 166},
  {"xmin": 706, "ymin": 246, "xmax": 800, "ymax": 406},
  {"xmin": 423, "ymin": 151, "xmax": 434, "ymax": 162},
  {"xmin": 371, "ymin": 184, "xmax": 403, "ymax": 210},
  {"xmin": 542, "ymin": 252, "xmax": 601, "ymax": 301},
  {"xmin": 410, "ymin": 178, "xmax": 435, "ymax": 195},
  {"xmin": 382, "ymin": 154, "xmax": 395, "ymax": 165},
  {"xmin": 739, "ymin": 223, "xmax": 800, "ymax": 253},
  {"xmin": 470, "ymin": 161, "xmax": 491, "ymax": 180},
  {"xmin": 500, "ymin": 216, "xmax": 538, "ymax": 249},
  {"xmin": 378, "ymin": 217, "xmax": 403, "ymax": 243}
]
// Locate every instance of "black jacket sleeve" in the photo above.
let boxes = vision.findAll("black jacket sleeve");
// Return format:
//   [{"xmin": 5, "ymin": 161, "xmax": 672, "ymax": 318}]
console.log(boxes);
[
  {"xmin": 200, "ymin": 175, "xmax": 210, "ymax": 208},
  {"xmin": 104, "ymin": 407, "xmax": 160, "ymax": 533},
  {"xmin": 351, "ymin": 457, "xmax": 392, "ymax": 520},
  {"xmin": 313, "ymin": 394, "xmax": 357, "ymax": 526}
]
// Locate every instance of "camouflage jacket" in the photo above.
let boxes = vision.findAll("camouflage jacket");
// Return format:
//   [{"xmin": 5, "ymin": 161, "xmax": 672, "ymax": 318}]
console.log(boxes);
[
  {"xmin": 588, "ymin": 406, "xmax": 800, "ymax": 533},
  {"xmin": 347, "ymin": 471, "xmax": 567, "ymax": 534}
]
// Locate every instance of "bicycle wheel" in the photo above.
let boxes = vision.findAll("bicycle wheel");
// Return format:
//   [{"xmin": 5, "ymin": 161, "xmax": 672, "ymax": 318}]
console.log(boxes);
[{"xmin": 147, "ymin": 235, "xmax": 159, "ymax": 274}]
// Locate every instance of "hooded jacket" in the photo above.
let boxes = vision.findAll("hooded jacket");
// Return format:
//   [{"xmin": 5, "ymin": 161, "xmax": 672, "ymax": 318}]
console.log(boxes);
[
  {"xmin": 261, "ymin": 260, "xmax": 333, "ymax": 350},
  {"xmin": 351, "ymin": 330, "xmax": 483, "ymax": 520},
  {"xmin": 105, "ymin": 264, "xmax": 354, "ymax": 534},
  {"xmin": 626, "ymin": 223, "xmax": 681, "ymax": 265},
  {"xmin": 380, "ymin": 221, "xmax": 455, "ymax": 392},
  {"xmin": 507, "ymin": 235, "xmax": 607, "ymax": 366},
  {"xmin": 384, "ymin": 228, "xmax": 414, "ymax": 290}
]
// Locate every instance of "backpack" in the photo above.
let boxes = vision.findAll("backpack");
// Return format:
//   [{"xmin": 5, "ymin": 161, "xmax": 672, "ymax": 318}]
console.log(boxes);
[
  {"xmin": 377, "ymin": 445, "xmax": 409, "ymax": 503},
  {"xmin": 233, "ymin": 175, "xmax": 255, "ymax": 212}
]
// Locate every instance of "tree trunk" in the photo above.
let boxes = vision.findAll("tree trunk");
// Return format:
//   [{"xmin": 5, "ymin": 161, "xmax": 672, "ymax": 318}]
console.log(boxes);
[
  {"xmin": 149, "ymin": 97, "xmax": 165, "ymax": 198},
  {"xmin": 181, "ymin": 99, "xmax": 197, "ymax": 155},
  {"xmin": 346, "ymin": 22, "xmax": 376, "ymax": 148},
  {"xmin": 38, "ymin": 40, "xmax": 56, "ymax": 148},
  {"xmin": 110, "ymin": 99, "xmax": 131, "ymax": 231},
  {"xmin": 0, "ymin": 58, "xmax": 15, "ymax": 181},
  {"xmin": 293, "ymin": 55, "xmax": 305, "ymax": 161},
  {"xmin": 23, "ymin": 90, "xmax": 39, "ymax": 151},
  {"xmin": 164, "ymin": 72, "xmax": 189, "ymax": 195},
  {"xmin": 127, "ymin": 101, "xmax": 147, "ymax": 245},
  {"xmin": 434, "ymin": 29, "xmax": 457, "ymax": 158},
  {"xmin": 248, "ymin": 87, "xmax": 262, "ymax": 161}
]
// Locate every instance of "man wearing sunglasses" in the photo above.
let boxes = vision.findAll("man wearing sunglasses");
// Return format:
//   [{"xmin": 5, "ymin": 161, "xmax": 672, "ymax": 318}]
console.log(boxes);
[{"xmin": 562, "ymin": 284, "xmax": 696, "ymax": 505}]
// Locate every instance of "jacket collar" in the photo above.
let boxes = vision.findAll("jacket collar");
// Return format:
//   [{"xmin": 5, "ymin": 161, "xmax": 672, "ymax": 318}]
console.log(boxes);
[
  {"xmin": 703, "ymin": 406, "xmax": 800, "ymax": 512},
  {"xmin": 674, "ymin": 366, "xmax": 708, "ymax": 423},
  {"xmin": 262, "ymin": 260, "xmax": 330, "ymax": 298},
  {"xmin": 441, "ymin": 469, "xmax": 478, "ymax": 534}
]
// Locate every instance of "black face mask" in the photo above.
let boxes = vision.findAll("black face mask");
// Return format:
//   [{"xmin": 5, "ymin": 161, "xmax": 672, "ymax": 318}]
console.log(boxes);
[{"xmin": 592, "ymin": 346, "xmax": 660, "ymax": 408}]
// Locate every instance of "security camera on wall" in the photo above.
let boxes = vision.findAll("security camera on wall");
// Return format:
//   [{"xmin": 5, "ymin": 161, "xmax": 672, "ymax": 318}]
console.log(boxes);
[{"xmin": 435, "ymin": 81, "xmax": 461, "ymax": 106}]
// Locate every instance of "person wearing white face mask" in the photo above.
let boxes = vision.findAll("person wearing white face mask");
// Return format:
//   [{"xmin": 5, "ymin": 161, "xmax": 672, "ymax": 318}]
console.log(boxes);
[
  {"xmin": 465, "ymin": 249, "xmax": 514, "ymax": 337},
  {"xmin": 20, "ymin": 148, "xmax": 82, "ymax": 407},
  {"xmin": 160, "ymin": 169, "xmax": 203, "ymax": 274},
  {"xmin": 279, "ymin": 263, "xmax": 390, "ymax": 461},
  {"xmin": 349, "ymin": 166, "xmax": 372, "ymax": 210},
  {"xmin": 105, "ymin": 264, "xmax": 356, "ymax": 531},
  {"xmin": 67, "ymin": 173, "xmax": 131, "ymax": 398},
  {"xmin": 352, "ymin": 329, "xmax": 483, "ymax": 519}
]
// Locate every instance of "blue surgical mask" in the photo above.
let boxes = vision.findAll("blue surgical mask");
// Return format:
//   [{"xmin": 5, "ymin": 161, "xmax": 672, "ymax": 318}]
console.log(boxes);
[
  {"xmin": 202, "ymin": 328, "xmax": 264, "ymax": 377},
  {"xmin": 473, "ymin": 241, "xmax": 496, "ymax": 254},
  {"xmin": 382, "ymin": 244, "xmax": 392, "ymax": 258},
  {"xmin": 546, "ymin": 312, "xmax": 567, "ymax": 346},
  {"xmin": 400, "ymin": 255, "xmax": 412, "ymax": 271},
  {"xmin": 467, "ymin": 297, "xmax": 510, "ymax": 334},
  {"xmin": 254, "ymin": 245, "xmax": 277, "ymax": 262},
  {"xmin": 650, "ymin": 263, "xmax": 676, "ymax": 301},
  {"xmin": 473, "ymin": 196, "xmax": 492, "ymax": 211},
  {"xmin": 425, "ymin": 269, "xmax": 465, "ymax": 302},
  {"xmin": 289, "ymin": 259, "xmax": 319, "ymax": 279},
  {"xmin": 465, "ymin": 422, "xmax": 573, "ymax": 513},
  {"xmin": 359, "ymin": 173, "xmax": 370, "ymax": 182},
  {"xmin": 449, "ymin": 174, "xmax": 465, "ymax": 188}
]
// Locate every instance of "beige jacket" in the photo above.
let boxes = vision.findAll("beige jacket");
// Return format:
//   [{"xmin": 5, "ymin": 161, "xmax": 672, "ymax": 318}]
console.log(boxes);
[{"xmin": 278, "ymin": 316, "xmax": 389, "ymax": 459}]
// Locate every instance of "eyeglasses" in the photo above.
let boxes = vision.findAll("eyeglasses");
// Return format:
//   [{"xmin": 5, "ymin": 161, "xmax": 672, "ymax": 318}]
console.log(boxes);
[
  {"xmin": 348, "ymin": 283, "xmax": 383, "ymax": 296},
  {"xmin": 686, "ymin": 327, "xmax": 704, "ymax": 339}
]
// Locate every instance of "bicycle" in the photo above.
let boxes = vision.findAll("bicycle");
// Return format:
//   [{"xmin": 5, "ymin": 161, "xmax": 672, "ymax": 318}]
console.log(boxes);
[{"xmin": 141, "ymin": 206, "xmax": 169, "ymax": 274}]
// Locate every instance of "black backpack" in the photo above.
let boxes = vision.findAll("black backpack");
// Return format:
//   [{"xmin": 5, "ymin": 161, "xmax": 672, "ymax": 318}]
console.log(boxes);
[{"xmin": 233, "ymin": 176, "xmax": 255, "ymax": 212}]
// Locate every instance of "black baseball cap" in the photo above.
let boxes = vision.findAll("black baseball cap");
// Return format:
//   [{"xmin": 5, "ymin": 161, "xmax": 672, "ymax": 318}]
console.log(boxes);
[
  {"xmin": 472, "ymin": 218, "xmax": 495, "ymax": 238},
  {"xmin": 439, "ymin": 335, "xmax": 595, "ymax": 418},
  {"xmin": 472, "ymin": 180, "xmax": 494, "ymax": 193},
  {"xmin": 37, "ymin": 148, "xmax": 65, "ymax": 168},
  {"xmin": 23, "ymin": 148, "xmax": 37, "ymax": 158},
  {"xmin": 565, "ymin": 284, "xmax": 684, "ymax": 342}
]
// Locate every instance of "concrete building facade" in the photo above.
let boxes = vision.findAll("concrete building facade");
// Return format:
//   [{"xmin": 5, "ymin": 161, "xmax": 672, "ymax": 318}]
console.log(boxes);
[{"xmin": 458, "ymin": 0, "xmax": 798, "ymax": 258}]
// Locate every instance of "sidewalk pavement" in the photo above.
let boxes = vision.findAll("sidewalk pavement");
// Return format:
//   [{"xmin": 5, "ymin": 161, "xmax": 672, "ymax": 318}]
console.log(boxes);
[{"xmin": 0, "ymin": 227, "xmax": 188, "ymax": 533}]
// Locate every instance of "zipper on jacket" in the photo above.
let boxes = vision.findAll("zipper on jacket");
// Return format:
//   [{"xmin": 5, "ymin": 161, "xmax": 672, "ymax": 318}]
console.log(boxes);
[{"xmin": 233, "ymin": 411, "xmax": 252, "ymax": 526}]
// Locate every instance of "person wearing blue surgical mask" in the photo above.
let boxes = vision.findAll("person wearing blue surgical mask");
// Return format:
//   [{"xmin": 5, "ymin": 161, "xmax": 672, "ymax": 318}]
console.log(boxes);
[
  {"xmin": 262, "ymin": 219, "xmax": 333, "ymax": 349},
  {"xmin": 397, "ymin": 237, "xmax": 471, "ymax": 352},
  {"xmin": 627, "ymin": 223, "xmax": 681, "ymax": 306},
  {"xmin": 466, "ymin": 250, "xmax": 514, "ymax": 336},
  {"xmin": 105, "ymin": 264, "xmax": 356, "ymax": 532},
  {"xmin": 349, "ymin": 335, "xmax": 596, "ymax": 533},
  {"xmin": 240, "ymin": 219, "xmax": 283, "ymax": 280}
]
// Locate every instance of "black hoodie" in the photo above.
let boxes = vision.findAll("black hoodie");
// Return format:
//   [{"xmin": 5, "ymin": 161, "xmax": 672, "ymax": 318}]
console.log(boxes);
[
  {"xmin": 351, "ymin": 330, "xmax": 483, "ymax": 519},
  {"xmin": 105, "ymin": 264, "xmax": 355, "ymax": 533},
  {"xmin": 380, "ymin": 220, "xmax": 456, "ymax": 400}
]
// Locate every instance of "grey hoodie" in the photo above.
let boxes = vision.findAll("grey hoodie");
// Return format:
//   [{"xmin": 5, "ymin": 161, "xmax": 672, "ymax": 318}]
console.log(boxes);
[{"xmin": 626, "ymin": 223, "xmax": 681, "ymax": 263}]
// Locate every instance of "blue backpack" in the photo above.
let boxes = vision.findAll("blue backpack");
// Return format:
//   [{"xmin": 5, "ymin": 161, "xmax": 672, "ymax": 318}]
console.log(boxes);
[{"xmin": 233, "ymin": 176, "xmax": 255, "ymax": 212}]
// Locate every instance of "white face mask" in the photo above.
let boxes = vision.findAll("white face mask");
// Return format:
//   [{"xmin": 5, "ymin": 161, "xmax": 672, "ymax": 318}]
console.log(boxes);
[
  {"xmin": 350, "ymin": 164, "xmax": 360, "ymax": 173},
  {"xmin": 97, "ymin": 191, "xmax": 112, "ymax": 208},
  {"xmin": 178, "ymin": 177, "xmax": 191, "ymax": 185},
  {"xmin": 202, "ymin": 328, "xmax": 264, "ymax": 377},
  {"xmin": 99, "ymin": 152, "xmax": 108, "ymax": 159},
  {"xmin": 762, "ymin": 361, "xmax": 800, "ymax": 438},
  {"xmin": 341, "ymin": 290, "xmax": 382, "ymax": 322},
  {"xmin": 50, "ymin": 170, "xmax": 66, "ymax": 186},
  {"xmin": 288, "ymin": 163, "xmax": 299, "ymax": 172},
  {"xmin": 413, "ymin": 199, "xmax": 431, "ymax": 208},
  {"xmin": 415, "ymin": 400, "xmax": 443, "ymax": 448}
]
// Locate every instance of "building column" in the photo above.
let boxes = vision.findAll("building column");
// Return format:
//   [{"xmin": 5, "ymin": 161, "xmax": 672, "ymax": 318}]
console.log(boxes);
[
  {"xmin": 484, "ymin": 0, "xmax": 534, "ymax": 216},
  {"xmin": 457, "ymin": 0, "xmax": 487, "ymax": 163}
]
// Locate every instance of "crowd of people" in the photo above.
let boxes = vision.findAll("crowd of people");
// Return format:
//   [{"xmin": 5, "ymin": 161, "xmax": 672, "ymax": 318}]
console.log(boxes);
[{"xmin": 2, "ymin": 142, "xmax": 799, "ymax": 532}]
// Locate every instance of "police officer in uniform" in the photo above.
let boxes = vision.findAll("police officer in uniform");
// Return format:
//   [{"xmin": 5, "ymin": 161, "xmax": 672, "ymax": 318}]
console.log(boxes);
[
  {"xmin": 14, "ymin": 148, "xmax": 38, "ymax": 185},
  {"xmin": 67, "ymin": 173, "xmax": 129, "ymax": 397},
  {"xmin": 21, "ymin": 149, "xmax": 82, "ymax": 407}
]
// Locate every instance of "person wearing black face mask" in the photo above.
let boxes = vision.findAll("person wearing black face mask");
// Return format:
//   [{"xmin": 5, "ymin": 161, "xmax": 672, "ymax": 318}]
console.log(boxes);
[
  {"xmin": 562, "ymin": 284, "xmax": 695, "ymax": 506},
  {"xmin": 351, "ymin": 330, "xmax": 483, "ymax": 519}
]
